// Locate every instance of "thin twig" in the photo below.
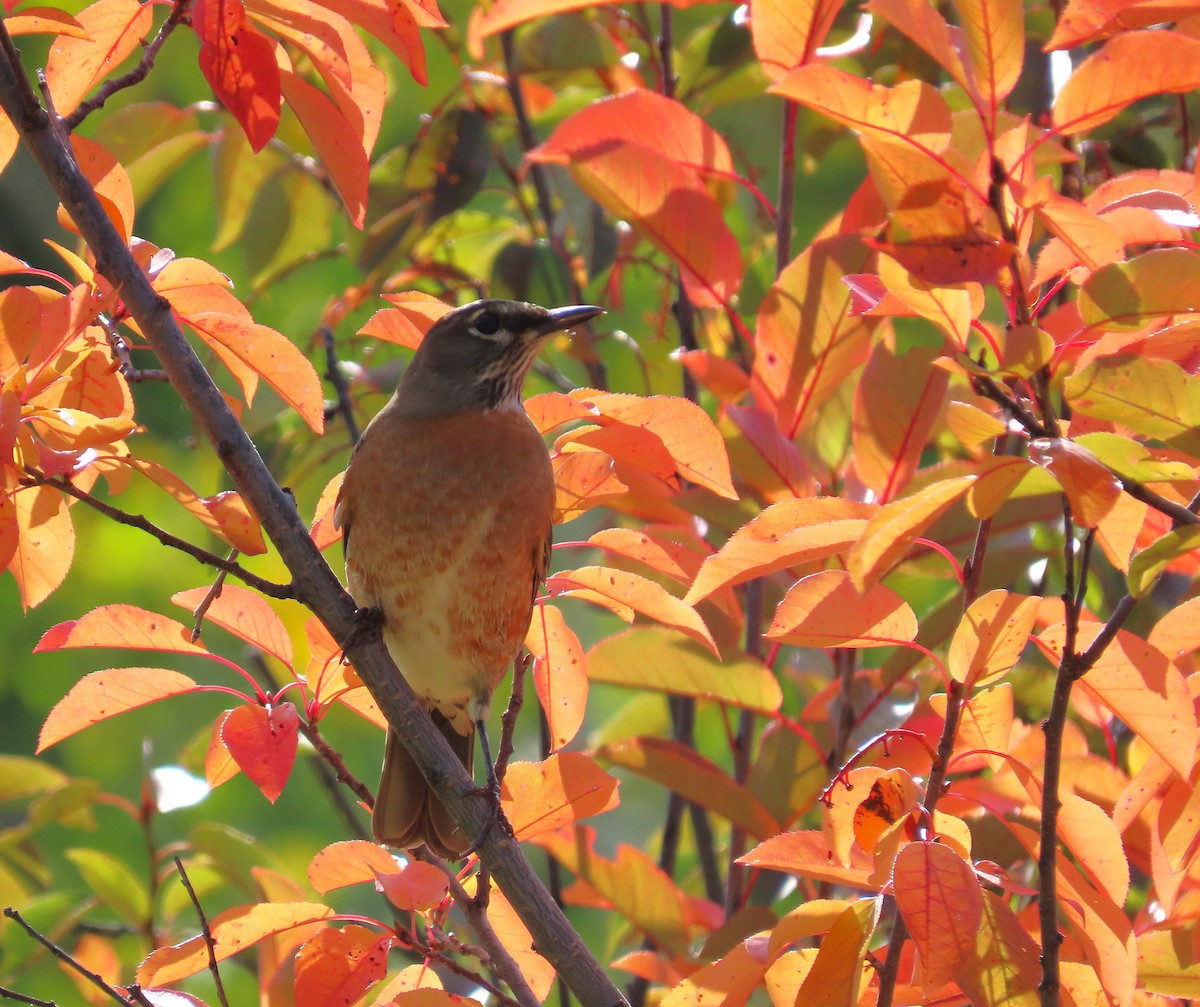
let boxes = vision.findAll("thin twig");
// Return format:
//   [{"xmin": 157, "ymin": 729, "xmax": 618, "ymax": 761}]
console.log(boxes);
[
  {"xmin": 20, "ymin": 470, "xmax": 296, "ymax": 599},
  {"xmin": 2, "ymin": 909, "xmax": 133, "ymax": 1007},
  {"xmin": 436, "ymin": 859, "xmax": 541, "ymax": 1007},
  {"xmin": 100, "ymin": 315, "xmax": 170, "ymax": 382},
  {"xmin": 60, "ymin": 0, "xmax": 192, "ymax": 130},
  {"xmin": 322, "ymin": 327, "xmax": 362, "ymax": 446},
  {"xmin": 189, "ymin": 561, "xmax": 233, "ymax": 641},
  {"xmin": 499, "ymin": 29, "xmax": 606, "ymax": 390},
  {"xmin": 173, "ymin": 858, "xmax": 231, "ymax": 1007},
  {"xmin": 0, "ymin": 986, "xmax": 56, "ymax": 1007},
  {"xmin": 495, "ymin": 651, "xmax": 529, "ymax": 782}
]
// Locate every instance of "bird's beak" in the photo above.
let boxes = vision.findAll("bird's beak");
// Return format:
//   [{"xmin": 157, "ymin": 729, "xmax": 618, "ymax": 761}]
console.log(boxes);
[{"xmin": 539, "ymin": 304, "xmax": 605, "ymax": 336}]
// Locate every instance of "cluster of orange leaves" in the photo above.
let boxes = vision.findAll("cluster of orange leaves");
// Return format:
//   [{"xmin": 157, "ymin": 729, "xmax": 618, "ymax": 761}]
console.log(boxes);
[{"xmin": 4, "ymin": 0, "xmax": 1200, "ymax": 1003}]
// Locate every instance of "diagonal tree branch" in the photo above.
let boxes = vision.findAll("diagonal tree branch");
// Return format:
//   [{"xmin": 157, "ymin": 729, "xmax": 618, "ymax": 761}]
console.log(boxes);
[{"xmin": 0, "ymin": 29, "xmax": 628, "ymax": 1007}]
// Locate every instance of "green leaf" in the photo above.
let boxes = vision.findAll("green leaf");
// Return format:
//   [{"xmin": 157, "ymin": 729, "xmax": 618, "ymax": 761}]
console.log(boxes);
[
  {"xmin": 66, "ymin": 848, "xmax": 151, "ymax": 928},
  {"xmin": 1128, "ymin": 527, "xmax": 1200, "ymax": 598},
  {"xmin": 1075, "ymin": 433, "xmax": 1198, "ymax": 483},
  {"xmin": 1064, "ymin": 355, "xmax": 1200, "ymax": 456},
  {"xmin": 1079, "ymin": 248, "xmax": 1200, "ymax": 331}
]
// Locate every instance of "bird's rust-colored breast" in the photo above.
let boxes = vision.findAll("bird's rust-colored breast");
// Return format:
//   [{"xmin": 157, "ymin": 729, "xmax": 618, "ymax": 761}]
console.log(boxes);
[{"xmin": 337, "ymin": 406, "xmax": 554, "ymax": 725}]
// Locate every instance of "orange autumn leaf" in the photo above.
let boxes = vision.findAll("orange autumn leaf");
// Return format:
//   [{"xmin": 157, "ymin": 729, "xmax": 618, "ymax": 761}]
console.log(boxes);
[
  {"xmin": 376, "ymin": 862, "xmax": 449, "ymax": 911},
  {"xmin": 200, "ymin": 490, "xmax": 267, "ymax": 555},
  {"xmin": 752, "ymin": 234, "xmax": 875, "ymax": 438},
  {"xmin": 684, "ymin": 497, "xmax": 876, "ymax": 605},
  {"xmin": 1028, "ymin": 438, "xmax": 1121, "ymax": 529},
  {"xmin": 675, "ymin": 349, "xmax": 750, "ymax": 403},
  {"xmin": 587, "ymin": 627, "xmax": 781, "ymax": 712},
  {"xmin": 58, "ymin": 136, "xmax": 135, "ymax": 244},
  {"xmin": 660, "ymin": 942, "xmax": 766, "ymax": 1007},
  {"xmin": 955, "ymin": 0, "xmax": 1025, "ymax": 111},
  {"xmin": 9, "ymin": 483, "xmax": 74, "ymax": 610},
  {"xmin": 279, "ymin": 71, "xmax": 369, "ymax": 229},
  {"xmin": 893, "ymin": 842, "xmax": 984, "ymax": 990},
  {"xmin": 137, "ymin": 902, "xmax": 336, "ymax": 986},
  {"xmin": 751, "ymin": 0, "xmax": 842, "ymax": 80},
  {"xmin": 955, "ymin": 889, "xmax": 1042, "ymax": 1007},
  {"xmin": 548, "ymin": 565, "xmax": 717, "ymax": 655},
  {"xmin": 308, "ymin": 840, "xmax": 401, "ymax": 894},
  {"xmin": 43, "ymin": 0, "xmax": 152, "ymax": 115},
  {"xmin": 361, "ymin": 292, "xmax": 453, "ymax": 348},
  {"xmin": 5, "ymin": 8, "xmax": 88, "ymax": 37},
  {"xmin": 525, "ymin": 603, "xmax": 587, "ymax": 750},
  {"xmin": 1036, "ymin": 624, "xmax": 1197, "ymax": 780},
  {"xmin": 538, "ymin": 829, "xmax": 691, "ymax": 955},
  {"xmin": 791, "ymin": 899, "xmax": 878, "ymax": 1007},
  {"xmin": 947, "ymin": 590, "xmax": 1040, "ymax": 689},
  {"xmin": 38, "ymin": 667, "xmax": 199, "ymax": 752},
  {"xmin": 848, "ymin": 475, "xmax": 976, "ymax": 589},
  {"xmin": 553, "ymin": 450, "xmax": 629, "ymax": 522},
  {"xmin": 171, "ymin": 584, "xmax": 292, "ymax": 668},
  {"xmin": 598, "ymin": 736, "xmax": 778, "ymax": 840},
  {"xmin": 220, "ymin": 702, "xmax": 300, "ymax": 803},
  {"xmin": 931, "ymin": 684, "xmax": 1013, "ymax": 773},
  {"xmin": 722, "ymin": 404, "xmax": 814, "ymax": 501},
  {"xmin": 311, "ymin": 471, "xmax": 345, "ymax": 549},
  {"xmin": 184, "ymin": 312, "xmax": 324, "ymax": 433},
  {"xmin": 567, "ymin": 390, "xmax": 737, "ymax": 500},
  {"xmin": 35, "ymin": 604, "xmax": 208, "ymax": 656},
  {"xmin": 851, "ymin": 341, "xmax": 949, "ymax": 501},
  {"xmin": 483, "ymin": 883, "xmax": 556, "ymax": 1002},
  {"xmin": 294, "ymin": 926, "xmax": 391, "ymax": 1007},
  {"xmin": 531, "ymin": 107, "xmax": 741, "ymax": 308},
  {"xmin": 501, "ymin": 754, "xmax": 620, "ymax": 840},
  {"xmin": 206, "ymin": 710, "xmax": 241, "ymax": 788},
  {"xmin": 863, "ymin": 0, "xmax": 968, "ymax": 94},
  {"xmin": 1053, "ymin": 31, "xmax": 1200, "ymax": 135},
  {"xmin": 766, "ymin": 570, "xmax": 918, "ymax": 649},
  {"xmin": 739, "ymin": 831, "xmax": 877, "ymax": 891}
]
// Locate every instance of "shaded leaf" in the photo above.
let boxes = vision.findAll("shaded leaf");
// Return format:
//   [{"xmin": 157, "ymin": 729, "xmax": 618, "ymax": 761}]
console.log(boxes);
[
  {"xmin": 598, "ymin": 736, "xmax": 778, "ymax": 839},
  {"xmin": 955, "ymin": 890, "xmax": 1042, "ymax": 1007}
]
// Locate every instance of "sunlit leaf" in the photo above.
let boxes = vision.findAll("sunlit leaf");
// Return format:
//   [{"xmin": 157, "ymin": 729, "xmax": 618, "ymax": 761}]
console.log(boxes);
[
  {"xmin": 375, "ymin": 862, "xmax": 448, "ymax": 911},
  {"xmin": 194, "ymin": 0, "xmax": 281, "ymax": 151},
  {"xmin": 751, "ymin": 0, "xmax": 842, "ymax": 80},
  {"xmin": 43, "ymin": 0, "xmax": 152, "ymax": 115},
  {"xmin": 171, "ymin": 584, "xmax": 292, "ymax": 668},
  {"xmin": 587, "ymin": 628, "xmax": 780, "ymax": 713},
  {"xmin": 9, "ymin": 483, "xmax": 74, "ymax": 610},
  {"xmin": 893, "ymin": 842, "xmax": 983, "ymax": 989},
  {"xmin": 501, "ymin": 754, "xmax": 620, "ymax": 840},
  {"xmin": 308, "ymin": 840, "xmax": 400, "ymax": 894},
  {"xmin": 956, "ymin": 0, "xmax": 1024, "ymax": 109},
  {"xmin": 35, "ymin": 604, "xmax": 208, "ymax": 656},
  {"xmin": 1053, "ymin": 31, "xmax": 1200, "ymax": 134},
  {"xmin": 948, "ymin": 590, "xmax": 1039, "ymax": 688},
  {"xmin": 38, "ymin": 668, "xmax": 198, "ymax": 752},
  {"xmin": 766, "ymin": 570, "xmax": 917, "ymax": 648},
  {"xmin": 955, "ymin": 890, "xmax": 1041, "ymax": 1007},
  {"xmin": 220, "ymin": 702, "xmax": 300, "ymax": 803},
  {"xmin": 525, "ymin": 602, "xmax": 587, "ymax": 750},
  {"xmin": 739, "ymin": 831, "xmax": 877, "ymax": 891},
  {"xmin": 294, "ymin": 925, "xmax": 391, "ymax": 1007},
  {"xmin": 137, "ymin": 902, "xmax": 335, "ymax": 986}
]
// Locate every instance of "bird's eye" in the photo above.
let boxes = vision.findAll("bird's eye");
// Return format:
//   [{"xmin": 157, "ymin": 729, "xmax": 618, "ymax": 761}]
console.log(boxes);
[{"xmin": 472, "ymin": 310, "xmax": 501, "ymax": 336}]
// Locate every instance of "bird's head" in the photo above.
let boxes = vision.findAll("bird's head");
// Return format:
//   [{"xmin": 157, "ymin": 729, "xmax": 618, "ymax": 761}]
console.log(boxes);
[{"xmin": 396, "ymin": 299, "xmax": 604, "ymax": 414}]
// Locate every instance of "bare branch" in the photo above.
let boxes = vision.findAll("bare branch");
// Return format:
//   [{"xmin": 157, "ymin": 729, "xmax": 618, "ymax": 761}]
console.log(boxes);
[
  {"xmin": 2, "ymin": 909, "xmax": 133, "ymax": 1007},
  {"xmin": 172, "ymin": 859, "xmax": 231, "ymax": 1007}
]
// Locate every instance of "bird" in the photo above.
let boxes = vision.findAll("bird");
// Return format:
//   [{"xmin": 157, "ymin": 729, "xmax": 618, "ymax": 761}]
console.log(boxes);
[{"xmin": 334, "ymin": 298, "xmax": 604, "ymax": 859}]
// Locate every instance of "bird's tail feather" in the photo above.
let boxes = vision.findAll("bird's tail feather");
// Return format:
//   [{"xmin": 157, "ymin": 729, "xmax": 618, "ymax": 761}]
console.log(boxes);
[{"xmin": 372, "ymin": 710, "xmax": 474, "ymax": 860}]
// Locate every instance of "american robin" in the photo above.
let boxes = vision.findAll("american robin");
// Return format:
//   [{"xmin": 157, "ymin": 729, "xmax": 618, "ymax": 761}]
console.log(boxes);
[{"xmin": 334, "ymin": 298, "xmax": 604, "ymax": 859}]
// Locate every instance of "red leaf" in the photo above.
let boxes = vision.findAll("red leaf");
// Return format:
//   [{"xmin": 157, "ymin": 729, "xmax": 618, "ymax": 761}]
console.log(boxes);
[
  {"xmin": 194, "ymin": 0, "xmax": 281, "ymax": 151},
  {"xmin": 220, "ymin": 702, "xmax": 300, "ymax": 803},
  {"xmin": 892, "ymin": 842, "xmax": 984, "ymax": 989},
  {"xmin": 294, "ymin": 926, "xmax": 391, "ymax": 1007},
  {"xmin": 38, "ymin": 668, "xmax": 198, "ymax": 752},
  {"xmin": 279, "ymin": 71, "xmax": 369, "ymax": 229}
]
